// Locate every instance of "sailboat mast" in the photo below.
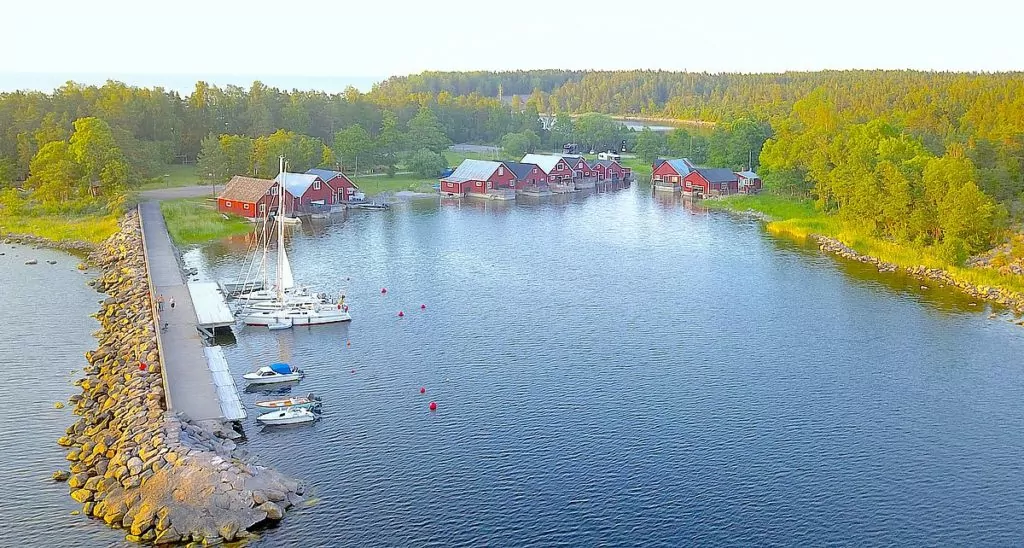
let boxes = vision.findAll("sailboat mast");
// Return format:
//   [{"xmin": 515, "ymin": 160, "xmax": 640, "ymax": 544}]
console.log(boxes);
[{"xmin": 277, "ymin": 156, "xmax": 286, "ymax": 303}]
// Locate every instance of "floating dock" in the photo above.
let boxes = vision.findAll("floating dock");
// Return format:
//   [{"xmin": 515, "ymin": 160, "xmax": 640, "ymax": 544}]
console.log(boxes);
[
  {"xmin": 204, "ymin": 346, "xmax": 246, "ymax": 421},
  {"xmin": 188, "ymin": 281, "xmax": 235, "ymax": 337}
]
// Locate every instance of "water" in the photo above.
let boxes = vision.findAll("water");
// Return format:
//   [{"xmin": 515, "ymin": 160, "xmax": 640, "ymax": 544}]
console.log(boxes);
[
  {"xmin": 6, "ymin": 187, "xmax": 1024, "ymax": 545},
  {"xmin": 0, "ymin": 245, "xmax": 127, "ymax": 547}
]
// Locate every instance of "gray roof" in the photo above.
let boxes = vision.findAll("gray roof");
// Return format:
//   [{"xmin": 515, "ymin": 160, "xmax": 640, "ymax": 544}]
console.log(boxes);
[
  {"xmin": 443, "ymin": 159, "xmax": 503, "ymax": 183},
  {"xmin": 694, "ymin": 167, "xmax": 739, "ymax": 184},
  {"xmin": 521, "ymin": 154, "xmax": 564, "ymax": 173},
  {"xmin": 306, "ymin": 168, "xmax": 359, "ymax": 189},
  {"xmin": 665, "ymin": 159, "xmax": 694, "ymax": 176},
  {"xmin": 503, "ymin": 161, "xmax": 537, "ymax": 180},
  {"xmin": 737, "ymin": 170, "xmax": 759, "ymax": 179},
  {"xmin": 275, "ymin": 172, "xmax": 322, "ymax": 197},
  {"xmin": 562, "ymin": 155, "xmax": 590, "ymax": 170},
  {"xmin": 593, "ymin": 159, "xmax": 620, "ymax": 168}
]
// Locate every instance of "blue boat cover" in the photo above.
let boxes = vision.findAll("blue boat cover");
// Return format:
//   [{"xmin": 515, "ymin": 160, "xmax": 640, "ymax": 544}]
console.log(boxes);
[{"xmin": 269, "ymin": 363, "xmax": 292, "ymax": 374}]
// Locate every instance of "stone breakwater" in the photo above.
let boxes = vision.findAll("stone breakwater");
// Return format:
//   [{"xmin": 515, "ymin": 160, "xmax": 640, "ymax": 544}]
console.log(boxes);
[
  {"xmin": 3, "ymin": 233, "xmax": 95, "ymax": 253},
  {"xmin": 813, "ymin": 235, "xmax": 1024, "ymax": 313},
  {"xmin": 57, "ymin": 211, "xmax": 303, "ymax": 544}
]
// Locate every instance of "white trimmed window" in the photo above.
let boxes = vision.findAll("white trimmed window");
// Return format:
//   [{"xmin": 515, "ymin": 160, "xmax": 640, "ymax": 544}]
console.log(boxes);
[
  {"xmin": 243, "ymin": 203, "xmax": 250, "ymax": 210},
  {"xmin": 498, "ymin": 166, "xmax": 504, "ymax": 176},
  {"xmin": 313, "ymin": 180, "xmax": 321, "ymax": 191},
  {"xmin": 225, "ymin": 201, "xmax": 232, "ymax": 207},
  {"xmin": 259, "ymin": 203, "xmax": 266, "ymax": 214}
]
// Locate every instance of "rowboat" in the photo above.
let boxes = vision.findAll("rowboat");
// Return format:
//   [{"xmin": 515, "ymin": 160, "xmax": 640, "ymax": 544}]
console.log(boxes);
[{"xmin": 254, "ymin": 394, "xmax": 321, "ymax": 410}]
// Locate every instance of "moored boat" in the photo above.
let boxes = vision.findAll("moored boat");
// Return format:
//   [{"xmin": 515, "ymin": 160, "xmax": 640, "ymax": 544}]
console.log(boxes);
[
  {"xmin": 243, "ymin": 363, "xmax": 304, "ymax": 384},
  {"xmin": 254, "ymin": 393, "xmax": 321, "ymax": 410},
  {"xmin": 256, "ymin": 406, "xmax": 318, "ymax": 425}
]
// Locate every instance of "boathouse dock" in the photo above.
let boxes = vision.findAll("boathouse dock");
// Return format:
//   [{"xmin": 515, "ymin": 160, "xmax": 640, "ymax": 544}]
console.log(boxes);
[{"xmin": 139, "ymin": 201, "xmax": 246, "ymax": 421}]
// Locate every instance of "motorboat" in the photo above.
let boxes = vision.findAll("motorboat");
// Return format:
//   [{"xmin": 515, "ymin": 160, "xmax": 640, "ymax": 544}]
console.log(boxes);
[
  {"xmin": 243, "ymin": 363, "xmax": 304, "ymax": 384},
  {"xmin": 256, "ymin": 406, "xmax": 317, "ymax": 425},
  {"xmin": 255, "ymin": 393, "xmax": 321, "ymax": 410}
]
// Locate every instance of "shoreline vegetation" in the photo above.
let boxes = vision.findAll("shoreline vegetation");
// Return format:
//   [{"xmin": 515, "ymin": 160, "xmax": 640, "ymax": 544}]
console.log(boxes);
[
  {"xmin": 707, "ymin": 194, "xmax": 1024, "ymax": 313},
  {"xmin": 159, "ymin": 198, "xmax": 251, "ymax": 245},
  {"xmin": 56, "ymin": 211, "xmax": 303, "ymax": 543}
]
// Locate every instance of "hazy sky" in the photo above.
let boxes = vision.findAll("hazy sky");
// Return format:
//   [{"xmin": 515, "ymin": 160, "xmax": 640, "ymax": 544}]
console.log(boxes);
[{"xmin": 3, "ymin": 0, "xmax": 1022, "ymax": 84}]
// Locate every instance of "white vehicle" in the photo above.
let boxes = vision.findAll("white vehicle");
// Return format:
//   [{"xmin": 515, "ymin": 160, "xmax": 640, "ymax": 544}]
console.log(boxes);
[
  {"xmin": 243, "ymin": 363, "xmax": 304, "ymax": 384},
  {"xmin": 257, "ymin": 406, "xmax": 318, "ymax": 425},
  {"xmin": 598, "ymin": 151, "xmax": 621, "ymax": 162}
]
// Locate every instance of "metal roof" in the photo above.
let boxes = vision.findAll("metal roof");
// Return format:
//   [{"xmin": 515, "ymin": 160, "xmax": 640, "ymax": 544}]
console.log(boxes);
[
  {"xmin": 563, "ymin": 155, "xmax": 590, "ymax": 170},
  {"xmin": 665, "ymin": 159, "xmax": 695, "ymax": 176},
  {"xmin": 521, "ymin": 154, "xmax": 564, "ymax": 173},
  {"xmin": 274, "ymin": 172, "xmax": 321, "ymax": 197},
  {"xmin": 306, "ymin": 168, "xmax": 359, "ymax": 189},
  {"xmin": 737, "ymin": 170, "xmax": 760, "ymax": 179},
  {"xmin": 694, "ymin": 167, "xmax": 739, "ymax": 183},
  {"xmin": 443, "ymin": 159, "xmax": 503, "ymax": 183},
  {"xmin": 593, "ymin": 159, "xmax": 621, "ymax": 168},
  {"xmin": 502, "ymin": 161, "xmax": 537, "ymax": 180}
]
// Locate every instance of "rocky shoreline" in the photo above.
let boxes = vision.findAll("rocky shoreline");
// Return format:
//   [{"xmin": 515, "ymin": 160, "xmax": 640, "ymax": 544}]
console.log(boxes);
[
  {"xmin": 55, "ymin": 211, "xmax": 304, "ymax": 544},
  {"xmin": 2, "ymin": 232, "xmax": 95, "ymax": 254},
  {"xmin": 723, "ymin": 206, "xmax": 1024, "ymax": 315},
  {"xmin": 813, "ymin": 235, "xmax": 1024, "ymax": 313}
]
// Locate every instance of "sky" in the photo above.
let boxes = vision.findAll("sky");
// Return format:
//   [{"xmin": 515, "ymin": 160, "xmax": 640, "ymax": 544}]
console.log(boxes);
[{"xmin": 2, "ymin": 0, "xmax": 1022, "ymax": 92}]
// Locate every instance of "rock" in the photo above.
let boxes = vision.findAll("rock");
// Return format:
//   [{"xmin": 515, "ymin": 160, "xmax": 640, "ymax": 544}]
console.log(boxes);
[
  {"xmin": 126, "ymin": 456, "xmax": 143, "ymax": 476},
  {"xmin": 25, "ymin": 259, "xmax": 37, "ymax": 265},
  {"xmin": 47, "ymin": 260, "xmax": 57, "ymax": 265},
  {"xmin": 54, "ymin": 401, "xmax": 65, "ymax": 409},
  {"xmin": 259, "ymin": 501, "xmax": 285, "ymax": 520},
  {"xmin": 68, "ymin": 472, "xmax": 88, "ymax": 489},
  {"xmin": 154, "ymin": 526, "xmax": 181, "ymax": 544},
  {"xmin": 51, "ymin": 470, "xmax": 70, "ymax": 481},
  {"xmin": 70, "ymin": 488, "xmax": 94, "ymax": 503},
  {"xmin": 252, "ymin": 491, "xmax": 268, "ymax": 505},
  {"xmin": 218, "ymin": 520, "xmax": 241, "ymax": 541}
]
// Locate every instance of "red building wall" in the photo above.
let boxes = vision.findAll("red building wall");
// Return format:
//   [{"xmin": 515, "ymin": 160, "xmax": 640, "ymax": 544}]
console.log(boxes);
[
  {"xmin": 518, "ymin": 165, "xmax": 548, "ymax": 187},
  {"xmin": 217, "ymin": 198, "xmax": 257, "ymax": 218},
  {"xmin": 488, "ymin": 164, "xmax": 518, "ymax": 190},
  {"xmin": 605, "ymin": 162, "xmax": 626, "ymax": 180},
  {"xmin": 652, "ymin": 162, "xmax": 684, "ymax": 184},
  {"xmin": 294, "ymin": 177, "xmax": 332, "ymax": 205},
  {"xmin": 324, "ymin": 174, "xmax": 360, "ymax": 201},
  {"xmin": 548, "ymin": 159, "xmax": 574, "ymax": 182},
  {"xmin": 567, "ymin": 158, "xmax": 592, "ymax": 178},
  {"xmin": 440, "ymin": 180, "xmax": 468, "ymax": 194},
  {"xmin": 684, "ymin": 172, "xmax": 738, "ymax": 195}
]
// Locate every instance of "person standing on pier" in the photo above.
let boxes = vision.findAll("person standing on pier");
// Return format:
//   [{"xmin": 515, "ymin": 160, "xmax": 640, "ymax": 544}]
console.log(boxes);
[
  {"xmin": 156, "ymin": 294, "xmax": 164, "ymax": 310},
  {"xmin": 169, "ymin": 296, "xmax": 175, "ymax": 310}
]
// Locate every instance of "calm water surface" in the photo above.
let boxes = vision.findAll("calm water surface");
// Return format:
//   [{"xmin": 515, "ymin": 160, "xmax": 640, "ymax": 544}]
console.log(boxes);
[{"xmin": 4, "ymin": 186, "xmax": 1024, "ymax": 546}]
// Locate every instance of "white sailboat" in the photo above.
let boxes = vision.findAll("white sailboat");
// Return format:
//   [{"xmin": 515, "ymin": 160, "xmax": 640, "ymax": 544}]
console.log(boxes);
[{"xmin": 238, "ymin": 157, "xmax": 351, "ymax": 328}]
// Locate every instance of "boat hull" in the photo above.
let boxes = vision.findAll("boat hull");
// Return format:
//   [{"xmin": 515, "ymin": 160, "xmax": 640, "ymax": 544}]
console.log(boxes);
[
  {"xmin": 242, "ymin": 373, "xmax": 303, "ymax": 384},
  {"xmin": 240, "ymin": 308, "xmax": 351, "ymax": 327}
]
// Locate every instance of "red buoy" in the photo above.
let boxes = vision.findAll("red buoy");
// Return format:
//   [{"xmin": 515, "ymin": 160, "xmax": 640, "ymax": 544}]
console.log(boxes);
[
  {"xmin": 420, "ymin": 304, "xmax": 426, "ymax": 309},
  {"xmin": 381, "ymin": 287, "xmax": 387, "ymax": 294},
  {"xmin": 138, "ymin": 362, "xmax": 147, "ymax": 371},
  {"xmin": 429, "ymin": 401, "xmax": 437, "ymax": 411},
  {"xmin": 419, "ymin": 387, "xmax": 426, "ymax": 394},
  {"xmin": 398, "ymin": 311, "xmax": 404, "ymax": 317},
  {"xmin": 346, "ymin": 340, "xmax": 351, "ymax": 347}
]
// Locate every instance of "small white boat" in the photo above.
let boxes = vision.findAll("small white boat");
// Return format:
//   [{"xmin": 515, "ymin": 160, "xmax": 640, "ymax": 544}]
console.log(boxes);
[
  {"xmin": 255, "ymin": 393, "xmax": 321, "ymax": 410},
  {"xmin": 256, "ymin": 406, "xmax": 318, "ymax": 425},
  {"xmin": 243, "ymin": 363, "xmax": 304, "ymax": 384},
  {"xmin": 267, "ymin": 319, "xmax": 292, "ymax": 330}
]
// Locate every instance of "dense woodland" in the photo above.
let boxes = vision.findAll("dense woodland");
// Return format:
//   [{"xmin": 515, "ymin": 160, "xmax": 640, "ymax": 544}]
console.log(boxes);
[{"xmin": 2, "ymin": 70, "xmax": 1024, "ymax": 263}]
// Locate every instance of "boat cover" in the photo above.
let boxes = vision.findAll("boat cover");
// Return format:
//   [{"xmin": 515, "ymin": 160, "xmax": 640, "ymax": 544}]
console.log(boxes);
[{"xmin": 270, "ymin": 362, "xmax": 292, "ymax": 374}]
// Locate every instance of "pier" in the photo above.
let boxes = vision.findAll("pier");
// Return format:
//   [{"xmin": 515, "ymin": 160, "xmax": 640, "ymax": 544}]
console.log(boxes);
[{"xmin": 139, "ymin": 201, "xmax": 243, "ymax": 422}]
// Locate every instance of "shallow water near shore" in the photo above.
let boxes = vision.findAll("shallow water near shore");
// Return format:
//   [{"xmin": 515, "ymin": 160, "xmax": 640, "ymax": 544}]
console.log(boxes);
[
  {"xmin": 6, "ymin": 182, "xmax": 1024, "ymax": 545},
  {"xmin": 0, "ymin": 243, "xmax": 127, "ymax": 547}
]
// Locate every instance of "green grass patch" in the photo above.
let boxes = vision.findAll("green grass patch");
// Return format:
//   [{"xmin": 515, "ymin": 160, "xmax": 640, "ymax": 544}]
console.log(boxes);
[
  {"xmin": 352, "ymin": 175, "xmax": 437, "ymax": 196},
  {"xmin": 709, "ymin": 193, "xmax": 1024, "ymax": 296},
  {"xmin": 160, "ymin": 197, "xmax": 251, "ymax": 245},
  {"xmin": 138, "ymin": 164, "xmax": 204, "ymax": 190},
  {"xmin": 0, "ymin": 212, "xmax": 119, "ymax": 244}
]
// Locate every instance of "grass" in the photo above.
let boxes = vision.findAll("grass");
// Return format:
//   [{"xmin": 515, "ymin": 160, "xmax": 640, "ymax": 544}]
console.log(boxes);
[
  {"xmin": 352, "ymin": 174, "xmax": 437, "ymax": 195},
  {"xmin": 0, "ymin": 212, "xmax": 119, "ymax": 244},
  {"xmin": 137, "ymin": 164, "xmax": 204, "ymax": 190},
  {"xmin": 709, "ymin": 193, "xmax": 1024, "ymax": 296},
  {"xmin": 159, "ymin": 197, "xmax": 252, "ymax": 245}
]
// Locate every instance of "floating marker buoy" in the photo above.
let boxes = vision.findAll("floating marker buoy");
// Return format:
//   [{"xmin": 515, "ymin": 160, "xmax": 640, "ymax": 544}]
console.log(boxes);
[
  {"xmin": 351, "ymin": 369, "xmax": 356, "ymax": 374},
  {"xmin": 429, "ymin": 401, "xmax": 437, "ymax": 411},
  {"xmin": 381, "ymin": 288, "xmax": 387, "ymax": 294},
  {"xmin": 398, "ymin": 311, "xmax": 404, "ymax": 317},
  {"xmin": 420, "ymin": 304, "xmax": 426, "ymax": 309},
  {"xmin": 346, "ymin": 340, "xmax": 351, "ymax": 347},
  {"xmin": 419, "ymin": 387, "xmax": 426, "ymax": 394}
]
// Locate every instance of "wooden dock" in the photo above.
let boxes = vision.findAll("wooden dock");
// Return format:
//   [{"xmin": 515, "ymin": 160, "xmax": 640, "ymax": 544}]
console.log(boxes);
[
  {"xmin": 187, "ymin": 282, "xmax": 235, "ymax": 337},
  {"xmin": 139, "ymin": 201, "xmax": 243, "ymax": 422}
]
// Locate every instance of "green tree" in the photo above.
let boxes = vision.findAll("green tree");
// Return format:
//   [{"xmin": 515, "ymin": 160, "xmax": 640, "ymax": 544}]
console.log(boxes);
[
  {"xmin": 406, "ymin": 148, "xmax": 447, "ymax": 177},
  {"xmin": 634, "ymin": 128, "xmax": 666, "ymax": 164},
  {"xmin": 333, "ymin": 125, "xmax": 373, "ymax": 174},
  {"xmin": 501, "ymin": 132, "xmax": 532, "ymax": 159},
  {"xmin": 375, "ymin": 111, "xmax": 403, "ymax": 175},
  {"xmin": 406, "ymin": 106, "xmax": 450, "ymax": 153},
  {"xmin": 67, "ymin": 117, "xmax": 124, "ymax": 183},
  {"xmin": 26, "ymin": 140, "xmax": 81, "ymax": 204}
]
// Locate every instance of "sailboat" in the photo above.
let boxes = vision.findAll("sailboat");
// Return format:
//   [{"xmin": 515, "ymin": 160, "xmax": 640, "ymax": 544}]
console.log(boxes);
[{"xmin": 237, "ymin": 157, "xmax": 351, "ymax": 328}]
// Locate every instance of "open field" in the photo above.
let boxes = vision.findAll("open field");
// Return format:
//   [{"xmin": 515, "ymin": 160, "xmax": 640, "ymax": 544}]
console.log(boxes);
[
  {"xmin": 138, "ymin": 164, "xmax": 205, "ymax": 190},
  {"xmin": 159, "ymin": 197, "xmax": 251, "ymax": 245}
]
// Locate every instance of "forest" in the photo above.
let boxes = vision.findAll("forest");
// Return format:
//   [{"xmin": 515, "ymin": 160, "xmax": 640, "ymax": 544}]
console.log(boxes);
[{"xmin": 2, "ymin": 69, "xmax": 1023, "ymax": 263}]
